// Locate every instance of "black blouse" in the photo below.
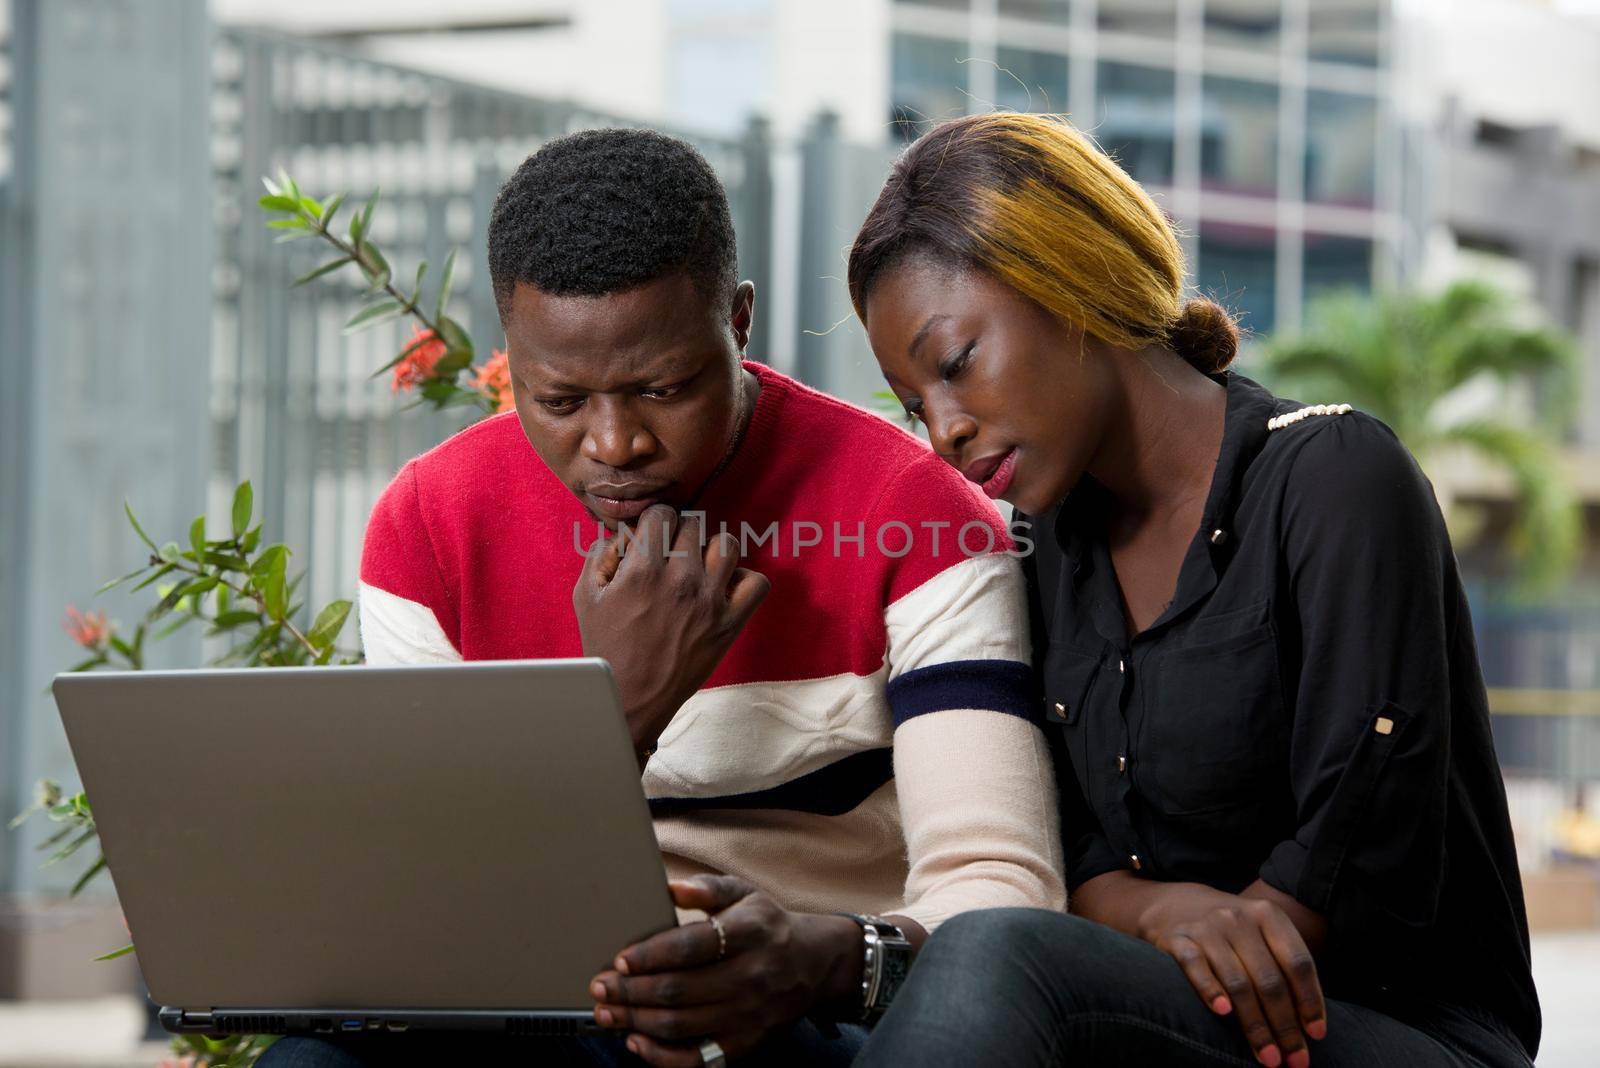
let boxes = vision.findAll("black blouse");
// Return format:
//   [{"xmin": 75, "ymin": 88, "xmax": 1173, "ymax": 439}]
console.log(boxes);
[{"xmin": 1022, "ymin": 374, "xmax": 1539, "ymax": 1057}]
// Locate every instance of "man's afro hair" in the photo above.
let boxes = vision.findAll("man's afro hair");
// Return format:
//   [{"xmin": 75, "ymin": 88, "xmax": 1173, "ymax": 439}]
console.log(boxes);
[{"xmin": 488, "ymin": 127, "xmax": 738, "ymax": 316}]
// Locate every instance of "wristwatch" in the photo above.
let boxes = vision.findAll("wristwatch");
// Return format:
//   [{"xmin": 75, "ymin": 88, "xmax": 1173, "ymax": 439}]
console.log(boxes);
[{"xmin": 837, "ymin": 913, "xmax": 914, "ymax": 1024}]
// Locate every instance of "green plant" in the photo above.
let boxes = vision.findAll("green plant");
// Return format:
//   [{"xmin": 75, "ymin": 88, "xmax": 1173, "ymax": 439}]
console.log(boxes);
[
  {"xmin": 1261, "ymin": 279, "xmax": 1581, "ymax": 592},
  {"xmin": 12, "ymin": 173, "xmax": 503, "ymax": 1068}
]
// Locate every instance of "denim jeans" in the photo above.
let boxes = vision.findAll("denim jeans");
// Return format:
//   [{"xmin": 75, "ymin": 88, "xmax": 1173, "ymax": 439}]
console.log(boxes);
[
  {"xmin": 857, "ymin": 909, "xmax": 1533, "ymax": 1068},
  {"xmin": 255, "ymin": 1018, "xmax": 867, "ymax": 1067}
]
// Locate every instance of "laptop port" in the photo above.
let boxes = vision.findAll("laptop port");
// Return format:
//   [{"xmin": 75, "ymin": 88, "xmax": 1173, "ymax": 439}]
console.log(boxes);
[
  {"xmin": 341, "ymin": 1020, "xmax": 363, "ymax": 1032},
  {"xmin": 312, "ymin": 1020, "xmax": 333, "ymax": 1033},
  {"xmin": 385, "ymin": 1021, "xmax": 409, "ymax": 1032}
]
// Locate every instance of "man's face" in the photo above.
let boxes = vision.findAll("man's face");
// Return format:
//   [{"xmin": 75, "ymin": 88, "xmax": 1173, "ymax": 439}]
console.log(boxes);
[{"xmin": 504, "ymin": 272, "xmax": 754, "ymax": 529}]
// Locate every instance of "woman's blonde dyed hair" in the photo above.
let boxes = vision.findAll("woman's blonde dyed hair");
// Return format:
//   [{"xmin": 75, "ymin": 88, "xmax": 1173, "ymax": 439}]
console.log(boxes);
[{"xmin": 849, "ymin": 112, "xmax": 1237, "ymax": 372}]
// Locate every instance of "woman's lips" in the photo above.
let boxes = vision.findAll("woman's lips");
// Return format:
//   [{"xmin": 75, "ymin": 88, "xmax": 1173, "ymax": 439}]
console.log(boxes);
[{"xmin": 964, "ymin": 449, "xmax": 1018, "ymax": 500}]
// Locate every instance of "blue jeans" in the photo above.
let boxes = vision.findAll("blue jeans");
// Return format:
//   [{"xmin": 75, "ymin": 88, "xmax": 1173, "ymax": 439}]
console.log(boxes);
[
  {"xmin": 858, "ymin": 909, "xmax": 1532, "ymax": 1068},
  {"xmin": 255, "ymin": 1018, "xmax": 867, "ymax": 1067}
]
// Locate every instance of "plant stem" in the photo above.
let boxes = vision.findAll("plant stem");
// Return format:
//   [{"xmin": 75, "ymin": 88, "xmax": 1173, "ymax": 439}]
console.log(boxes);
[{"xmin": 160, "ymin": 555, "xmax": 320, "ymax": 659}]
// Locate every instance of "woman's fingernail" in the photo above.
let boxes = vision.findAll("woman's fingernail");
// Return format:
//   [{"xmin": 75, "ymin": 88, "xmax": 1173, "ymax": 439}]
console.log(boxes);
[
  {"xmin": 1211, "ymin": 995, "xmax": 1232, "ymax": 1015},
  {"xmin": 1307, "ymin": 1020, "xmax": 1327, "ymax": 1041},
  {"xmin": 1259, "ymin": 1045, "xmax": 1282, "ymax": 1068},
  {"xmin": 1288, "ymin": 1049, "xmax": 1311, "ymax": 1068},
  {"xmin": 597, "ymin": 1008, "xmax": 614, "ymax": 1027}
]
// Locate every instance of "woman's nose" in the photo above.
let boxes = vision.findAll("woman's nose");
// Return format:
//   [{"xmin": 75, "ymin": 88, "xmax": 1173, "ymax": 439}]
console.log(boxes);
[{"xmin": 923, "ymin": 401, "xmax": 979, "ymax": 464}]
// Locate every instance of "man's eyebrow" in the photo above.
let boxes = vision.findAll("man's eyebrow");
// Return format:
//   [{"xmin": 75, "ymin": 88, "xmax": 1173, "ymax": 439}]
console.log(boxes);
[{"xmin": 908, "ymin": 315, "xmax": 950, "ymax": 360}]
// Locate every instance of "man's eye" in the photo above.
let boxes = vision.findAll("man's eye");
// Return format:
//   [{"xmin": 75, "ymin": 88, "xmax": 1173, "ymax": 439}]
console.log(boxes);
[
  {"xmin": 640, "ymin": 383, "xmax": 685, "ymax": 400},
  {"xmin": 538, "ymin": 397, "xmax": 582, "ymax": 414}
]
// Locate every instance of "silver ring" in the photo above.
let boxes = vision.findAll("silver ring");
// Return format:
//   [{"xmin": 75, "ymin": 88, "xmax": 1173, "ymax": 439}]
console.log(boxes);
[
  {"xmin": 698, "ymin": 1039, "xmax": 726, "ymax": 1067},
  {"xmin": 706, "ymin": 915, "xmax": 728, "ymax": 961}
]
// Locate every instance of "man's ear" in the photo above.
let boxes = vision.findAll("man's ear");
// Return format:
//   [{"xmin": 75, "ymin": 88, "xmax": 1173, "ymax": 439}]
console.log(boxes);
[{"xmin": 730, "ymin": 281, "xmax": 756, "ymax": 353}]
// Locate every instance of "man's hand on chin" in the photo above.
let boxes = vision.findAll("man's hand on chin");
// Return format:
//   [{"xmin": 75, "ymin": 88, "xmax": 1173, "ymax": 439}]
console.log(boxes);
[{"xmin": 572, "ymin": 504, "xmax": 770, "ymax": 765}]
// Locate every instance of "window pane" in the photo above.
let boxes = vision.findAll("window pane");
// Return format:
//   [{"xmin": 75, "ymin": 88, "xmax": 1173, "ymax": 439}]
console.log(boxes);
[
  {"xmin": 897, "ymin": 0, "xmax": 970, "ymax": 12},
  {"xmin": 999, "ymin": 0, "xmax": 1071, "ymax": 22},
  {"xmin": 1200, "ymin": 75, "xmax": 1279, "ymax": 199},
  {"xmin": 1304, "ymin": 234, "xmax": 1373, "ymax": 305},
  {"xmin": 1198, "ymin": 222, "xmax": 1278, "ymax": 337},
  {"xmin": 996, "ymin": 46, "xmax": 1069, "ymax": 114},
  {"xmin": 1204, "ymin": 0, "xmax": 1282, "ymax": 53},
  {"xmin": 1099, "ymin": 0, "xmax": 1177, "ymax": 39},
  {"xmin": 1309, "ymin": 0, "xmax": 1381, "ymax": 67},
  {"xmin": 1096, "ymin": 61, "xmax": 1176, "ymax": 184},
  {"xmin": 1304, "ymin": 90, "xmax": 1377, "ymax": 206},
  {"xmin": 891, "ymin": 33, "xmax": 970, "ymax": 140}
]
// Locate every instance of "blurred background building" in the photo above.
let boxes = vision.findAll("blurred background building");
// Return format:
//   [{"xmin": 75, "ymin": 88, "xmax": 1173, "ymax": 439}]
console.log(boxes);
[{"xmin": 1, "ymin": 0, "xmax": 1597, "ymax": 1061}]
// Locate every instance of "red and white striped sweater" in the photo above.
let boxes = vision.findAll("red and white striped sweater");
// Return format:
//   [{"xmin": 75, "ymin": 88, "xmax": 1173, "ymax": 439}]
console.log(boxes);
[{"xmin": 358, "ymin": 361, "xmax": 1064, "ymax": 929}]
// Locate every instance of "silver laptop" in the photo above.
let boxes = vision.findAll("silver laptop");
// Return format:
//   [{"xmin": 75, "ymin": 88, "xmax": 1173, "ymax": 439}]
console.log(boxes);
[{"xmin": 53, "ymin": 660, "xmax": 676, "ymax": 1038}]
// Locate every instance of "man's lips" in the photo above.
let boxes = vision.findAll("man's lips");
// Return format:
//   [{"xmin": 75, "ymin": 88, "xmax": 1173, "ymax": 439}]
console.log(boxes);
[
  {"xmin": 586, "ymin": 484, "xmax": 668, "ymax": 522},
  {"xmin": 962, "ymin": 449, "xmax": 1018, "ymax": 499}
]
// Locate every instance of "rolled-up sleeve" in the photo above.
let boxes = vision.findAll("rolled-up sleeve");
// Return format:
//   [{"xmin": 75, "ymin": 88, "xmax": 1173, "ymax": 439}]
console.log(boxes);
[{"xmin": 1260, "ymin": 416, "xmax": 1453, "ymax": 944}]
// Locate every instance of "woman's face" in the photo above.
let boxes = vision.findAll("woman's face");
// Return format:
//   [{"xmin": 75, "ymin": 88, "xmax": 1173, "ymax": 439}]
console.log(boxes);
[{"xmin": 863, "ymin": 256, "xmax": 1116, "ymax": 516}]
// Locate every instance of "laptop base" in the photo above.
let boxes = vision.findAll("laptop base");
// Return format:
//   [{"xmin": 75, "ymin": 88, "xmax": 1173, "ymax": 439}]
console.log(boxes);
[{"xmin": 160, "ymin": 1006, "xmax": 601, "ymax": 1038}]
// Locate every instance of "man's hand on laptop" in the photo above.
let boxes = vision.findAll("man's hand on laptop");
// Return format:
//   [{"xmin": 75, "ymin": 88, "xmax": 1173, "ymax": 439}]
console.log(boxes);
[
  {"xmin": 588, "ymin": 874, "xmax": 866, "ymax": 1066},
  {"xmin": 574, "ymin": 505, "xmax": 770, "ymax": 765}
]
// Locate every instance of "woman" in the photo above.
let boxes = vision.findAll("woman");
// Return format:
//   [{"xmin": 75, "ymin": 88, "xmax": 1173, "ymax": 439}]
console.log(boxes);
[{"xmin": 845, "ymin": 112, "xmax": 1539, "ymax": 1068}]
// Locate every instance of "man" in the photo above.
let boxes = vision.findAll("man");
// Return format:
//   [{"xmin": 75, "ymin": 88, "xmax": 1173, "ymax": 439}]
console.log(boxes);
[{"xmin": 263, "ymin": 129, "xmax": 1063, "ymax": 1068}]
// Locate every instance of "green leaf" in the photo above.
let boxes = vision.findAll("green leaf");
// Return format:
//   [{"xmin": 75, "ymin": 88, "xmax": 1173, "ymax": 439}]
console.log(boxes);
[
  {"xmin": 250, "ymin": 544, "xmax": 289, "ymax": 579},
  {"xmin": 124, "ymin": 501, "xmax": 156, "ymax": 551},
  {"xmin": 412, "ymin": 260, "xmax": 428, "ymax": 305},
  {"xmin": 256, "ymin": 194, "xmax": 301, "ymax": 214},
  {"xmin": 43, "ymin": 827, "xmax": 98, "ymax": 867},
  {"xmin": 267, "ymin": 217, "xmax": 308, "ymax": 231},
  {"xmin": 189, "ymin": 516, "xmax": 206, "ymax": 562},
  {"xmin": 206, "ymin": 552, "xmax": 250, "ymax": 573},
  {"xmin": 438, "ymin": 315, "xmax": 474, "ymax": 361},
  {"xmin": 154, "ymin": 612, "xmax": 197, "ymax": 641},
  {"xmin": 96, "ymin": 566, "xmax": 150, "ymax": 595},
  {"xmin": 361, "ymin": 244, "xmax": 392, "ymax": 291},
  {"xmin": 70, "ymin": 855, "xmax": 107, "ymax": 897},
  {"xmin": 319, "ymin": 192, "xmax": 347, "ymax": 229},
  {"xmin": 296, "ymin": 195, "xmax": 323, "ymax": 219},
  {"xmin": 292, "ymin": 256, "xmax": 352, "ymax": 288},
  {"xmin": 344, "ymin": 299, "xmax": 405, "ymax": 334},
  {"xmin": 129, "ymin": 563, "xmax": 177, "ymax": 592},
  {"xmin": 158, "ymin": 542, "xmax": 181, "ymax": 564},
  {"xmin": 357, "ymin": 188, "xmax": 379, "ymax": 242},
  {"xmin": 307, "ymin": 600, "xmax": 352, "ymax": 650},
  {"xmin": 263, "ymin": 556, "xmax": 288, "ymax": 621},
  {"xmin": 209, "ymin": 609, "xmax": 263, "ymax": 632},
  {"xmin": 240, "ymin": 525, "xmax": 262, "ymax": 553},
  {"xmin": 65, "ymin": 654, "xmax": 106, "ymax": 674},
  {"xmin": 94, "ymin": 943, "xmax": 135, "ymax": 962},
  {"xmin": 435, "ymin": 248, "xmax": 457, "ymax": 321},
  {"xmin": 108, "ymin": 635, "xmax": 135, "ymax": 660},
  {"xmin": 231, "ymin": 482, "xmax": 253, "ymax": 539},
  {"xmin": 261, "ymin": 175, "xmax": 282, "ymax": 197}
]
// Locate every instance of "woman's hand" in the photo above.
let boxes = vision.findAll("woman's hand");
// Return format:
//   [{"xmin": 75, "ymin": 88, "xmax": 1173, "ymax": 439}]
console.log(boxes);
[
  {"xmin": 1137, "ymin": 883, "xmax": 1327, "ymax": 1068},
  {"xmin": 589, "ymin": 875, "xmax": 863, "ymax": 1067}
]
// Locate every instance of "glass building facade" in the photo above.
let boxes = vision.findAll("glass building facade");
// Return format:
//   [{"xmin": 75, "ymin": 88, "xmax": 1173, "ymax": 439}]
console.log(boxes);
[{"xmin": 888, "ymin": 0, "xmax": 1392, "ymax": 340}]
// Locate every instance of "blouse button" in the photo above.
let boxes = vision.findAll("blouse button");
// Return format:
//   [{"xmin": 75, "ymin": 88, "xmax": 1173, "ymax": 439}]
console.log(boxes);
[
  {"xmin": 1054, "ymin": 701, "xmax": 1067, "ymax": 718},
  {"xmin": 1209, "ymin": 528, "xmax": 1229, "ymax": 546},
  {"xmin": 1129, "ymin": 854, "xmax": 1143, "ymax": 871},
  {"xmin": 1117, "ymin": 755, "xmax": 1128, "ymax": 774}
]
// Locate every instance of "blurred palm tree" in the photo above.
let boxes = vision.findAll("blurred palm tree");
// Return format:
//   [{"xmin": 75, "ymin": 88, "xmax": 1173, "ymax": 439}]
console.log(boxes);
[{"xmin": 1261, "ymin": 279, "xmax": 1581, "ymax": 592}]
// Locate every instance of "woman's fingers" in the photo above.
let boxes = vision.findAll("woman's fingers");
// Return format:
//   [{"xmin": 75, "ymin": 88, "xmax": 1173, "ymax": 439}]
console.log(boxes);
[
  {"xmin": 1258, "ymin": 907, "xmax": 1328, "ymax": 1042},
  {"xmin": 1191, "ymin": 926, "xmax": 1283, "ymax": 1068},
  {"xmin": 1226, "ymin": 921, "xmax": 1310, "ymax": 1068},
  {"xmin": 1162, "ymin": 933, "xmax": 1233, "ymax": 1016}
]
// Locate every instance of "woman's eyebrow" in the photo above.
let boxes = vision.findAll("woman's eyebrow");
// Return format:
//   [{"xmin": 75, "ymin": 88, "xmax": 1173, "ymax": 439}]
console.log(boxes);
[{"xmin": 908, "ymin": 314, "xmax": 952, "ymax": 361}]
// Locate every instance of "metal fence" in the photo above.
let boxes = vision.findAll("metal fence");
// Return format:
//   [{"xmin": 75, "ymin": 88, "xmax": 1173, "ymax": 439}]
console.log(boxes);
[{"xmin": 207, "ymin": 27, "xmax": 780, "ymax": 622}]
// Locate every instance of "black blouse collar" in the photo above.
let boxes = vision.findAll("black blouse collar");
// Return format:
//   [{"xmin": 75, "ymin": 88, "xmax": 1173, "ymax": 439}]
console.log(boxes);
[{"xmin": 1046, "ymin": 372, "xmax": 1286, "ymax": 639}]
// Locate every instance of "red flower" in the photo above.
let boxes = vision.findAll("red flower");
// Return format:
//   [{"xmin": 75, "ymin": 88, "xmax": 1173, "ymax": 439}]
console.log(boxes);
[
  {"xmin": 392, "ymin": 327, "xmax": 445, "ymax": 393},
  {"xmin": 473, "ymin": 348, "xmax": 514, "ymax": 413},
  {"xmin": 64, "ymin": 606, "xmax": 110, "ymax": 650}
]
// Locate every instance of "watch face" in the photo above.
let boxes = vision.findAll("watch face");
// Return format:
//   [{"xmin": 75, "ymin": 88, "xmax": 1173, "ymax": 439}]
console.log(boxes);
[{"xmin": 877, "ymin": 941, "xmax": 914, "ymax": 1004}]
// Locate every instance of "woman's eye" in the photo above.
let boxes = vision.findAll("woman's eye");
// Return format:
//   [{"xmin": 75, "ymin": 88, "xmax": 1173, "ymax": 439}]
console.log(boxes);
[
  {"xmin": 539, "ymin": 397, "xmax": 581, "ymax": 414},
  {"xmin": 939, "ymin": 342, "xmax": 976, "ymax": 381}
]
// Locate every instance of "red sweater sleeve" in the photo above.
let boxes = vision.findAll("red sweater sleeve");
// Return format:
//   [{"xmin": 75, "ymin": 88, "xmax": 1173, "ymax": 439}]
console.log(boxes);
[{"xmin": 359, "ymin": 461, "xmax": 460, "ymax": 650}]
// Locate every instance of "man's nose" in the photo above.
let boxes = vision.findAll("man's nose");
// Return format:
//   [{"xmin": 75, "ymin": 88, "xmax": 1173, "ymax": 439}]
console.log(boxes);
[
  {"xmin": 923, "ymin": 400, "xmax": 978, "ymax": 465},
  {"xmin": 582, "ymin": 399, "xmax": 659, "ymax": 467}
]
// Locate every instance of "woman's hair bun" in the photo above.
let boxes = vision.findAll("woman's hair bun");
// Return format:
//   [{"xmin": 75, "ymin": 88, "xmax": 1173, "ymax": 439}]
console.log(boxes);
[{"xmin": 1167, "ymin": 298, "xmax": 1239, "ymax": 374}]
